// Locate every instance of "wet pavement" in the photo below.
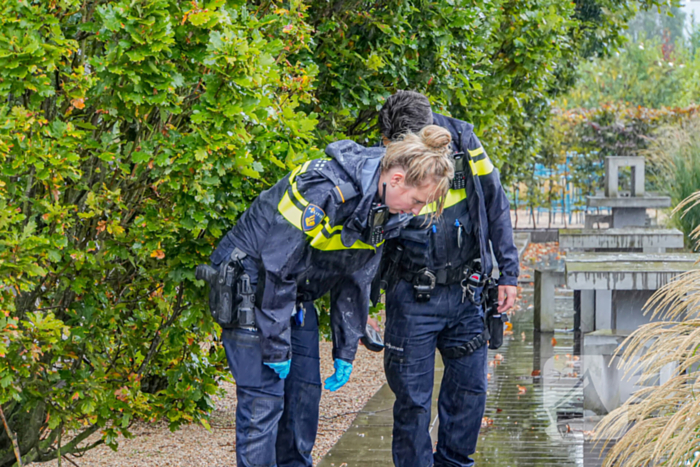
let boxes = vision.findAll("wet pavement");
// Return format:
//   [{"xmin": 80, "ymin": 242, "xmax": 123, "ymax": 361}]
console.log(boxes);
[{"xmin": 319, "ymin": 287, "xmax": 611, "ymax": 467}]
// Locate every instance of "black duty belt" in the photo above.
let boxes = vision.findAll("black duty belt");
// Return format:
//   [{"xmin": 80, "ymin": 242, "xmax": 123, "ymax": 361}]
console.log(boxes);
[
  {"xmin": 399, "ymin": 265, "xmax": 466, "ymax": 286},
  {"xmin": 400, "ymin": 262, "xmax": 488, "ymax": 304}
]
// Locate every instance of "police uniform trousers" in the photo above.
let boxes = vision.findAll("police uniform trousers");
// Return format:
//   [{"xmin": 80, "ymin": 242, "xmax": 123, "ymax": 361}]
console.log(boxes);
[
  {"xmin": 221, "ymin": 256, "xmax": 322, "ymax": 467},
  {"xmin": 384, "ymin": 279, "xmax": 488, "ymax": 467}
]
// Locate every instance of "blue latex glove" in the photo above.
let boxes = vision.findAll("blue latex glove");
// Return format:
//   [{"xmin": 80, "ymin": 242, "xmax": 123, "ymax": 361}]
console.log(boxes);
[
  {"xmin": 324, "ymin": 359, "xmax": 353, "ymax": 391},
  {"xmin": 264, "ymin": 360, "xmax": 291, "ymax": 379}
]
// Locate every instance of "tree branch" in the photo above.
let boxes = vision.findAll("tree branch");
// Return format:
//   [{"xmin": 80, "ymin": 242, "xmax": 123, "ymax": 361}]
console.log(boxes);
[
  {"xmin": 137, "ymin": 283, "xmax": 186, "ymax": 376},
  {"xmin": 0, "ymin": 404, "xmax": 23, "ymax": 467}
]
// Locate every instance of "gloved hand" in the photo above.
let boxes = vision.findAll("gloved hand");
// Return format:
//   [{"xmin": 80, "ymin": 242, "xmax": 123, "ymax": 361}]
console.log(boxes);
[
  {"xmin": 324, "ymin": 359, "xmax": 353, "ymax": 391},
  {"xmin": 264, "ymin": 360, "xmax": 291, "ymax": 379}
]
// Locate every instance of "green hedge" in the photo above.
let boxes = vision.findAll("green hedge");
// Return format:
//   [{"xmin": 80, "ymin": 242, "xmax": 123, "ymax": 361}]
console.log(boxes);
[{"xmin": 0, "ymin": 0, "xmax": 660, "ymax": 464}]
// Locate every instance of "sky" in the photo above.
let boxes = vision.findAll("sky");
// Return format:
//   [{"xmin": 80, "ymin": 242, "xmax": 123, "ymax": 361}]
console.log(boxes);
[{"xmin": 683, "ymin": 0, "xmax": 700, "ymax": 27}]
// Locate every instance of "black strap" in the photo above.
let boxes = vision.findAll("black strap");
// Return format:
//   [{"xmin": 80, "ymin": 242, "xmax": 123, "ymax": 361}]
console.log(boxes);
[{"xmin": 440, "ymin": 321, "xmax": 490, "ymax": 359}]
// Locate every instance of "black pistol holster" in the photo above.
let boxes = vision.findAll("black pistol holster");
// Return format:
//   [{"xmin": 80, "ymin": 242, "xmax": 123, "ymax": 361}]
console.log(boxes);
[{"xmin": 196, "ymin": 248, "xmax": 256, "ymax": 329}]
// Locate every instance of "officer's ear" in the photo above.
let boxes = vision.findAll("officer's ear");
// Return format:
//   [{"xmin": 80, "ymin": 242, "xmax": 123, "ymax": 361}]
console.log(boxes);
[{"xmin": 389, "ymin": 170, "xmax": 406, "ymax": 188}]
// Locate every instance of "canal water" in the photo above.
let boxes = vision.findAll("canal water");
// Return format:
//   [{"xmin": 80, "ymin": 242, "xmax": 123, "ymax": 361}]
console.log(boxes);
[{"xmin": 319, "ymin": 286, "xmax": 612, "ymax": 467}]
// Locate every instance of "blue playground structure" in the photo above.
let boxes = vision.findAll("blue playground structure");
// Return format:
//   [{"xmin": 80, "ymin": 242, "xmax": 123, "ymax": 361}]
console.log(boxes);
[{"xmin": 507, "ymin": 153, "xmax": 611, "ymax": 228}]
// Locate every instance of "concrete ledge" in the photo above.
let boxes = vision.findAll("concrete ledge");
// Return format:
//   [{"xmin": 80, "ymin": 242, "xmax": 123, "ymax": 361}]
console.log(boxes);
[
  {"xmin": 559, "ymin": 228, "xmax": 684, "ymax": 251},
  {"xmin": 566, "ymin": 252, "xmax": 699, "ymax": 290},
  {"xmin": 513, "ymin": 228, "xmax": 558, "ymax": 244},
  {"xmin": 587, "ymin": 195, "xmax": 671, "ymax": 209},
  {"xmin": 585, "ymin": 214, "xmax": 612, "ymax": 229}
]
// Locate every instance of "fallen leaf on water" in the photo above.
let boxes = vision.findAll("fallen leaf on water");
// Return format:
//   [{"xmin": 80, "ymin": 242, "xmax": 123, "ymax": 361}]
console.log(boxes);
[
  {"xmin": 521, "ymin": 332, "xmax": 526, "ymax": 341},
  {"xmin": 517, "ymin": 385, "xmax": 527, "ymax": 395},
  {"xmin": 481, "ymin": 417, "xmax": 494, "ymax": 428},
  {"xmin": 551, "ymin": 337, "xmax": 557, "ymax": 346},
  {"xmin": 531, "ymin": 369, "xmax": 541, "ymax": 377},
  {"xmin": 494, "ymin": 353, "xmax": 504, "ymax": 363}
]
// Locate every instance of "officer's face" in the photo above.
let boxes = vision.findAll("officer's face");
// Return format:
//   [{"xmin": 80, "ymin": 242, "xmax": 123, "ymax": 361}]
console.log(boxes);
[{"xmin": 382, "ymin": 170, "xmax": 436, "ymax": 216}]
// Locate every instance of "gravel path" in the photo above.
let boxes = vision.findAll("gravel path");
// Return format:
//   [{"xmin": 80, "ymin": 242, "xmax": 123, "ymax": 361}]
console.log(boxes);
[{"xmin": 30, "ymin": 342, "xmax": 386, "ymax": 467}]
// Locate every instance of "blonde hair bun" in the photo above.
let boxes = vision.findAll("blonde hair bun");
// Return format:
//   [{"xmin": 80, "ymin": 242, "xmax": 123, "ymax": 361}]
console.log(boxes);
[
  {"xmin": 381, "ymin": 124, "xmax": 456, "ymax": 217},
  {"xmin": 419, "ymin": 125, "xmax": 452, "ymax": 151}
]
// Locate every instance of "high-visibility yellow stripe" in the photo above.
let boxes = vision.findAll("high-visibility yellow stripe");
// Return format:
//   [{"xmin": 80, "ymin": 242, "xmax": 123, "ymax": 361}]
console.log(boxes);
[
  {"xmin": 278, "ymin": 161, "xmax": 376, "ymax": 251},
  {"xmin": 419, "ymin": 188, "xmax": 467, "ymax": 215},
  {"xmin": 307, "ymin": 219, "xmax": 377, "ymax": 250},
  {"xmin": 290, "ymin": 161, "xmax": 312, "ymax": 206},
  {"xmin": 467, "ymin": 147, "xmax": 494, "ymax": 176}
]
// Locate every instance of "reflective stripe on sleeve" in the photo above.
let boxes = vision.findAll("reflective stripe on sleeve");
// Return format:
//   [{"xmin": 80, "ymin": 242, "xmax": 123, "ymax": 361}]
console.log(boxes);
[
  {"xmin": 277, "ymin": 161, "xmax": 376, "ymax": 251},
  {"xmin": 467, "ymin": 146, "xmax": 494, "ymax": 176}
]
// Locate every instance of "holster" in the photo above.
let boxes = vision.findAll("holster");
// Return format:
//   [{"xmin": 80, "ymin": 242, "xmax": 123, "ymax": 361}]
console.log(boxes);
[{"xmin": 198, "ymin": 248, "xmax": 256, "ymax": 329}]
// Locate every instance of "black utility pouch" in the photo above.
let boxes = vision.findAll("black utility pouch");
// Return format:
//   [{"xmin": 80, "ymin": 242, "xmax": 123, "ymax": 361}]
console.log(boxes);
[
  {"xmin": 236, "ymin": 272, "xmax": 256, "ymax": 327},
  {"xmin": 484, "ymin": 280, "xmax": 507, "ymax": 350},
  {"xmin": 487, "ymin": 312, "xmax": 508, "ymax": 350}
]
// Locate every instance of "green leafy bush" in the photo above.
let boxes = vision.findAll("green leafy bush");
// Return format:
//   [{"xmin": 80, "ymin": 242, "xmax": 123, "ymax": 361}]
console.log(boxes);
[
  {"xmin": 0, "ymin": 0, "xmax": 666, "ymax": 464},
  {"xmin": 646, "ymin": 117, "xmax": 700, "ymax": 244},
  {"xmin": 0, "ymin": 1, "xmax": 318, "ymax": 464}
]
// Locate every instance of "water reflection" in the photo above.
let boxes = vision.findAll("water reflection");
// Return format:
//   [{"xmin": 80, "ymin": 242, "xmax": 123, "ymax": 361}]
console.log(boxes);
[{"xmin": 474, "ymin": 287, "xmax": 597, "ymax": 467}]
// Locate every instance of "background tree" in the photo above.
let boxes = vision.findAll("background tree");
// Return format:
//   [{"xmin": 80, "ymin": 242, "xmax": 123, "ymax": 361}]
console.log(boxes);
[
  {"xmin": 0, "ymin": 1, "xmax": 318, "ymax": 465},
  {"xmin": 0, "ymin": 0, "xmax": 670, "ymax": 465},
  {"xmin": 291, "ymin": 0, "xmax": 662, "ymax": 183}
]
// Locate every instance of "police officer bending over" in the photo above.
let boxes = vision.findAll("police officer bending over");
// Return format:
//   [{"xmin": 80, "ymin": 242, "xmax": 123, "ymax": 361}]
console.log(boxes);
[
  {"xmin": 200, "ymin": 125, "xmax": 455, "ymax": 467},
  {"xmin": 377, "ymin": 91, "xmax": 520, "ymax": 467}
]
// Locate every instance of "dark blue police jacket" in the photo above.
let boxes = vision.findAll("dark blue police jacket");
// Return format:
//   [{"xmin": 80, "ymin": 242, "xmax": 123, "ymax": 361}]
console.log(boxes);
[
  {"xmin": 211, "ymin": 141, "xmax": 405, "ymax": 364},
  {"xmin": 392, "ymin": 113, "xmax": 519, "ymax": 286}
]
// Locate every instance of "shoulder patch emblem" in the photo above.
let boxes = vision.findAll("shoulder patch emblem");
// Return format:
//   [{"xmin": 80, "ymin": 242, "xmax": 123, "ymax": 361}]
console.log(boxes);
[{"xmin": 302, "ymin": 204, "xmax": 325, "ymax": 231}]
